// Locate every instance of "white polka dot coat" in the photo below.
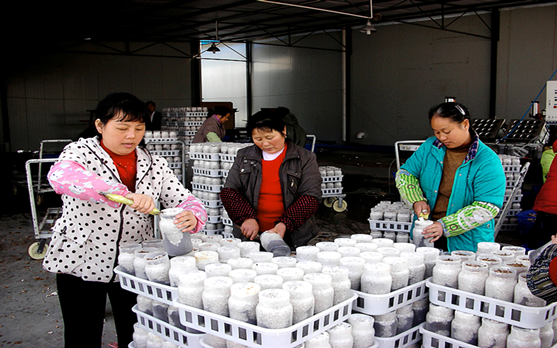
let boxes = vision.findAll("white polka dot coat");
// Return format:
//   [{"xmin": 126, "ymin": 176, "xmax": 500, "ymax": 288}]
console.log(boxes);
[{"xmin": 43, "ymin": 137, "xmax": 207, "ymax": 283}]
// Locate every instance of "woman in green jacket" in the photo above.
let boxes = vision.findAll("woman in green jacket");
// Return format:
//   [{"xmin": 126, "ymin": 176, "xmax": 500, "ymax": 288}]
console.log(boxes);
[{"xmin": 395, "ymin": 102, "xmax": 506, "ymax": 252}]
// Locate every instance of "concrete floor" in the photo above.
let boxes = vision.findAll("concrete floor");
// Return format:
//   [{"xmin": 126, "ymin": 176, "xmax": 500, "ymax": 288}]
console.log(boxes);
[{"xmin": 0, "ymin": 145, "xmax": 528, "ymax": 347}]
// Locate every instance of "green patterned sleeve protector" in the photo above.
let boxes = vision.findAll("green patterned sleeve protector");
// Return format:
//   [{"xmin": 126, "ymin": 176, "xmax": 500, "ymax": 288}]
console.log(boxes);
[
  {"xmin": 395, "ymin": 169, "xmax": 427, "ymax": 206},
  {"xmin": 438, "ymin": 201, "xmax": 500, "ymax": 237}
]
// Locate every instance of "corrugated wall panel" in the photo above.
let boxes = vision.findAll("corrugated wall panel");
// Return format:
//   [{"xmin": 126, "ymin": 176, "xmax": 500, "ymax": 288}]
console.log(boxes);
[
  {"xmin": 252, "ymin": 33, "xmax": 344, "ymax": 143},
  {"xmin": 5, "ymin": 42, "xmax": 193, "ymax": 151},
  {"xmin": 351, "ymin": 14, "xmax": 492, "ymax": 146}
]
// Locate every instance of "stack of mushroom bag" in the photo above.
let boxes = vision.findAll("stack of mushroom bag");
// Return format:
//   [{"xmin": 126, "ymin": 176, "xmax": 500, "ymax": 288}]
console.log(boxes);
[
  {"xmin": 137, "ymin": 233, "xmax": 390, "ymax": 348},
  {"xmin": 424, "ymin": 241, "xmax": 551, "ymax": 348}
]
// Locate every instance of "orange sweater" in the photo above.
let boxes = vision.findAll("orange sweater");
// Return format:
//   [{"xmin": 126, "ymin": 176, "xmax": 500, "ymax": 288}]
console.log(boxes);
[{"xmin": 256, "ymin": 147, "xmax": 287, "ymax": 231}]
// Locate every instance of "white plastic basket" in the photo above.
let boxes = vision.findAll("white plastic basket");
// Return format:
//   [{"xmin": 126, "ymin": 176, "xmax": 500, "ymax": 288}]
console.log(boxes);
[
  {"xmin": 206, "ymin": 215, "xmax": 222, "ymax": 224},
  {"xmin": 190, "ymin": 153, "xmax": 221, "ymax": 161},
  {"xmin": 169, "ymin": 162, "xmax": 183, "ymax": 169},
  {"xmin": 114, "ymin": 266, "xmax": 177, "ymax": 305},
  {"xmin": 503, "ymin": 194, "xmax": 523, "ymax": 203},
  {"xmin": 219, "ymin": 153, "xmax": 236, "ymax": 162},
  {"xmin": 192, "ymin": 168, "xmax": 223, "ymax": 178},
  {"xmin": 174, "ymin": 292, "xmax": 357, "ymax": 348},
  {"xmin": 202, "ymin": 228, "xmax": 225, "ymax": 236},
  {"xmin": 419, "ymin": 326, "xmax": 476, "ymax": 348},
  {"xmin": 200, "ymin": 199, "xmax": 222, "ymax": 208},
  {"xmin": 222, "ymin": 217, "xmax": 233, "ymax": 226},
  {"xmin": 133, "ymin": 305, "xmax": 204, "ymax": 347},
  {"xmin": 191, "ymin": 183, "xmax": 223, "ymax": 193},
  {"xmin": 375, "ymin": 323, "xmax": 424, "ymax": 348},
  {"xmin": 152, "ymin": 150, "xmax": 181, "ymax": 157},
  {"xmin": 353, "ymin": 279, "xmax": 428, "ymax": 315},
  {"xmin": 322, "ymin": 188, "xmax": 343, "ymax": 196},
  {"xmin": 145, "ymin": 137, "xmax": 179, "ymax": 144},
  {"xmin": 222, "ymin": 169, "xmax": 229, "ymax": 178},
  {"xmin": 368, "ymin": 219, "xmax": 413, "ymax": 232},
  {"xmin": 426, "ymin": 278, "xmax": 557, "ymax": 329},
  {"xmin": 503, "ymin": 164, "xmax": 521, "ymax": 173},
  {"xmin": 321, "ymin": 175, "xmax": 343, "ymax": 183}
]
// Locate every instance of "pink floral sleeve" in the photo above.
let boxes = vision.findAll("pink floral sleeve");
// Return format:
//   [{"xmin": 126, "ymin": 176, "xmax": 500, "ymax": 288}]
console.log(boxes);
[
  {"xmin": 47, "ymin": 160, "xmax": 130, "ymax": 208},
  {"xmin": 177, "ymin": 196, "xmax": 207, "ymax": 234}
]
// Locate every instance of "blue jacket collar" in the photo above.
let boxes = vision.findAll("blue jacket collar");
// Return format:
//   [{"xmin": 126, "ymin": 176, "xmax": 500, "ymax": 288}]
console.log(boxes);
[{"xmin": 432, "ymin": 131, "xmax": 480, "ymax": 164}]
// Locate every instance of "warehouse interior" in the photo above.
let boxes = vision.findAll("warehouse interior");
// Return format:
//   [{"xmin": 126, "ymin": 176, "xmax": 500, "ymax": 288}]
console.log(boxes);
[{"xmin": 1, "ymin": 0, "xmax": 557, "ymax": 347}]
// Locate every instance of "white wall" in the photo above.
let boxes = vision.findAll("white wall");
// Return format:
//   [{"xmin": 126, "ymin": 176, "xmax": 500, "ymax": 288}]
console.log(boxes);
[{"xmin": 5, "ymin": 42, "xmax": 193, "ymax": 151}]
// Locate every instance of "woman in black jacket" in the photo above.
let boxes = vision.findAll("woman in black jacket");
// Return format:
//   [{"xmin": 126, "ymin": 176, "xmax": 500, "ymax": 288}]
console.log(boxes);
[{"xmin": 220, "ymin": 110, "xmax": 322, "ymax": 249}]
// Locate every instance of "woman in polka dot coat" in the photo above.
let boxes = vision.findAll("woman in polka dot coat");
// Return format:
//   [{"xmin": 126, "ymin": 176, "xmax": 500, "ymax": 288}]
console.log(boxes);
[{"xmin": 43, "ymin": 92, "xmax": 207, "ymax": 348}]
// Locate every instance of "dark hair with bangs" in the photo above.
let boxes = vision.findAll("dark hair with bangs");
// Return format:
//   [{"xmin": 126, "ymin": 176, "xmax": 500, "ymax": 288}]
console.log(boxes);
[
  {"xmin": 428, "ymin": 102, "xmax": 474, "ymax": 134},
  {"xmin": 95, "ymin": 92, "xmax": 147, "ymax": 125},
  {"xmin": 246, "ymin": 109, "xmax": 286, "ymax": 137}
]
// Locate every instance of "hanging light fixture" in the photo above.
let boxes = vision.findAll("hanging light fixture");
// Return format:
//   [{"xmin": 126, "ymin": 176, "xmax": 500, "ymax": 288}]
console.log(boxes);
[
  {"xmin": 359, "ymin": 20, "xmax": 377, "ymax": 35},
  {"xmin": 359, "ymin": 0, "xmax": 377, "ymax": 35},
  {"xmin": 207, "ymin": 43, "xmax": 220, "ymax": 54}
]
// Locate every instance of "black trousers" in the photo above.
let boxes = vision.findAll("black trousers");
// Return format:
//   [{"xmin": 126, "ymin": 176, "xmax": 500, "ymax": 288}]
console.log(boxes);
[
  {"xmin": 56, "ymin": 273, "xmax": 137, "ymax": 348},
  {"xmin": 527, "ymin": 211, "xmax": 557, "ymax": 249}
]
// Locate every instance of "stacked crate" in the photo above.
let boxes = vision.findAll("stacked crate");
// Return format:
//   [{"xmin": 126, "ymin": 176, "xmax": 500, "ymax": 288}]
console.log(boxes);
[
  {"xmin": 368, "ymin": 201, "xmax": 413, "ymax": 243},
  {"xmin": 189, "ymin": 142, "xmax": 250, "ymax": 237},
  {"xmin": 495, "ymin": 154, "xmax": 524, "ymax": 232},
  {"xmin": 144, "ymin": 132, "xmax": 185, "ymax": 184}
]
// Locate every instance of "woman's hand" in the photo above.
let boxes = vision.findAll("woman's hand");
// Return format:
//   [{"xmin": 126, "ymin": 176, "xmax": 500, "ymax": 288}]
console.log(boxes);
[
  {"xmin": 125, "ymin": 193, "xmax": 156, "ymax": 214},
  {"xmin": 551, "ymin": 235, "xmax": 557, "ymax": 245},
  {"xmin": 173, "ymin": 210, "xmax": 198, "ymax": 233},
  {"xmin": 423, "ymin": 221, "xmax": 444, "ymax": 242},
  {"xmin": 413, "ymin": 201, "xmax": 431, "ymax": 218},
  {"xmin": 241, "ymin": 219, "xmax": 259, "ymax": 240},
  {"xmin": 267, "ymin": 223, "xmax": 287, "ymax": 239}
]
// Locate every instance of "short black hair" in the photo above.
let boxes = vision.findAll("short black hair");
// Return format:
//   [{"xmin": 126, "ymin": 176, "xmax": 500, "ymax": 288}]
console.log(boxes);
[
  {"xmin": 246, "ymin": 109, "xmax": 285, "ymax": 135},
  {"xmin": 209, "ymin": 106, "xmax": 232, "ymax": 117},
  {"xmin": 95, "ymin": 92, "xmax": 147, "ymax": 125}
]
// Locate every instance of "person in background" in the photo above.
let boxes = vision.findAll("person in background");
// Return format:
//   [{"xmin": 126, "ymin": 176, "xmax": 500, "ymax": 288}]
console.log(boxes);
[
  {"xmin": 220, "ymin": 109, "xmax": 322, "ymax": 248},
  {"xmin": 275, "ymin": 106, "xmax": 308, "ymax": 148},
  {"xmin": 395, "ymin": 102, "xmax": 506, "ymax": 252},
  {"xmin": 540, "ymin": 141, "xmax": 556, "ymax": 183},
  {"xmin": 192, "ymin": 105, "xmax": 231, "ymax": 143},
  {"xmin": 145, "ymin": 100, "xmax": 162, "ymax": 131},
  {"xmin": 526, "ymin": 139, "xmax": 557, "ymax": 249},
  {"xmin": 527, "ymin": 234, "xmax": 557, "ymax": 304},
  {"xmin": 44, "ymin": 92, "xmax": 207, "ymax": 348}
]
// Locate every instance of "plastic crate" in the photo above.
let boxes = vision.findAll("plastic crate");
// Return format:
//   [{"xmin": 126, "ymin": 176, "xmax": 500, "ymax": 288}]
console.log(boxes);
[
  {"xmin": 353, "ymin": 279, "xmax": 428, "ymax": 315},
  {"xmin": 322, "ymin": 188, "xmax": 343, "ymax": 196},
  {"xmin": 169, "ymin": 162, "xmax": 183, "ymax": 169},
  {"xmin": 115, "ymin": 266, "xmax": 177, "ymax": 305},
  {"xmin": 174, "ymin": 292, "xmax": 357, "ymax": 348},
  {"xmin": 503, "ymin": 164, "xmax": 521, "ymax": 173},
  {"xmin": 222, "ymin": 217, "xmax": 233, "ymax": 226},
  {"xmin": 206, "ymin": 215, "xmax": 222, "ymax": 224},
  {"xmin": 503, "ymin": 194, "xmax": 523, "ymax": 203},
  {"xmin": 375, "ymin": 323, "xmax": 424, "ymax": 348},
  {"xmin": 426, "ymin": 278, "xmax": 557, "ymax": 329},
  {"xmin": 191, "ymin": 183, "xmax": 223, "ymax": 193},
  {"xmin": 420, "ymin": 326, "xmax": 476, "ymax": 348},
  {"xmin": 192, "ymin": 168, "xmax": 223, "ymax": 178},
  {"xmin": 222, "ymin": 170, "xmax": 229, "ymax": 178},
  {"xmin": 145, "ymin": 137, "xmax": 180, "ymax": 144},
  {"xmin": 200, "ymin": 199, "xmax": 222, "ymax": 208},
  {"xmin": 321, "ymin": 175, "xmax": 343, "ymax": 183},
  {"xmin": 202, "ymin": 228, "xmax": 225, "ymax": 236},
  {"xmin": 133, "ymin": 305, "xmax": 204, "ymax": 347},
  {"xmin": 219, "ymin": 153, "xmax": 236, "ymax": 162},
  {"xmin": 368, "ymin": 219, "xmax": 412, "ymax": 232},
  {"xmin": 152, "ymin": 150, "xmax": 181, "ymax": 157},
  {"xmin": 190, "ymin": 153, "xmax": 221, "ymax": 161}
]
